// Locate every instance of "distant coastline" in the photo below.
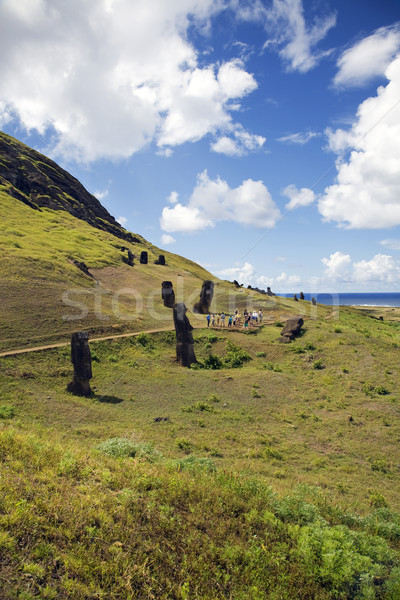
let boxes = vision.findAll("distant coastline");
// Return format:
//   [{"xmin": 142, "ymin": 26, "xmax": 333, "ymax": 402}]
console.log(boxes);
[{"xmin": 279, "ymin": 293, "xmax": 400, "ymax": 307}]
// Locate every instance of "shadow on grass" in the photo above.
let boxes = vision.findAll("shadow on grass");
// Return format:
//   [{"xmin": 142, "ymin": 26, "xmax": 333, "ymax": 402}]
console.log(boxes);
[{"xmin": 94, "ymin": 394, "xmax": 124, "ymax": 404}]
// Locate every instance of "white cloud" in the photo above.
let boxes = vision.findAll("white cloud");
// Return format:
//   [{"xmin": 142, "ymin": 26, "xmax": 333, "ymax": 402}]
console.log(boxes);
[
  {"xmin": 321, "ymin": 251, "xmax": 351, "ymax": 280},
  {"xmin": 161, "ymin": 233, "xmax": 176, "ymax": 245},
  {"xmin": 211, "ymin": 128, "xmax": 265, "ymax": 156},
  {"xmin": 235, "ymin": 0, "xmax": 336, "ymax": 72},
  {"xmin": 272, "ymin": 0, "xmax": 336, "ymax": 73},
  {"xmin": 334, "ymin": 24, "xmax": 400, "ymax": 88},
  {"xmin": 381, "ymin": 239, "xmax": 400, "ymax": 251},
  {"xmin": 160, "ymin": 170, "xmax": 281, "ymax": 233},
  {"xmin": 156, "ymin": 148, "xmax": 174, "ymax": 158},
  {"xmin": 168, "ymin": 191, "xmax": 179, "ymax": 204},
  {"xmin": 0, "ymin": 0, "xmax": 261, "ymax": 162},
  {"xmin": 116, "ymin": 216, "xmax": 128, "ymax": 227},
  {"xmin": 216, "ymin": 261, "xmax": 300, "ymax": 291},
  {"xmin": 277, "ymin": 131, "xmax": 319, "ymax": 144},
  {"xmin": 282, "ymin": 184, "xmax": 316, "ymax": 210},
  {"xmin": 322, "ymin": 251, "xmax": 400, "ymax": 285},
  {"xmin": 353, "ymin": 254, "xmax": 400, "ymax": 284},
  {"xmin": 94, "ymin": 189, "xmax": 109, "ymax": 201},
  {"xmin": 319, "ymin": 55, "xmax": 400, "ymax": 229}
]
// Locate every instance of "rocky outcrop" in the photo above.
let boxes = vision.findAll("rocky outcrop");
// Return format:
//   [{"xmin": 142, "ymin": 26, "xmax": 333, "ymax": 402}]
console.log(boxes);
[{"xmin": 0, "ymin": 131, "xmax": 138, "ymax": 243}]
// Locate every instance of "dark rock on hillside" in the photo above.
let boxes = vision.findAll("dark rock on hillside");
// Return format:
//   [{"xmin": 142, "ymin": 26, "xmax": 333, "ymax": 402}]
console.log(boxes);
[
  {"xmin": 73, "ymin": 260, "xmax": 93, "ymax": 278},
  {"xmin": 279, "ymin": 317, "xmax": 304, "ymax": 343},
  {"xmin": 0, "ymin": 131, "xmax": 137, "ymax": 243}
]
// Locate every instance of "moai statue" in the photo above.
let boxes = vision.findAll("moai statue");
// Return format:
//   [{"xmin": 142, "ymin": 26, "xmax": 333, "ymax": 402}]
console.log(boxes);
[
  {"xmin": 294, "ymin": 294, "xmax": 298, "ymax": 301},
  {"xmin": 193, "ymin": 280, "xmax": 214, "ymax": 314},
  {"xmin": 173, "ymin": 303, "xmax": 197, "ymax": 367},
  {"xmin": 299, "ymin": 291, "xmax": 305, "ymax": 300},
  {"xmin": 67, "ymin": 331, "xmax": 92, "ymax": 396},
  {"xmin": 127, "ymin": 250, "xmax": 134, "ymax": 266},
  {"xmin": 140, "ymin": 251, "xmax": 148, "ymax": 264},
  {"xmin": 162, "ymin": 281, "xmax": 175, "ymax": 308},
  {"xmin": 267, "ymin": 287, "xmax": 275, "ymax": 296},
  {"xmin": 311, "ymin": 297, "xmax": 317, "ymax": 306},
  {"xmin": 155, "ymin": 254, "xmax": 166, "ymax": 265}
]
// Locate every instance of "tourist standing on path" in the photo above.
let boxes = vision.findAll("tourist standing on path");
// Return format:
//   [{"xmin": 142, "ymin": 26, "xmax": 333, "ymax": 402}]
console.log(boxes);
[
  {"xmin": 206, "ymin": 313, "xmax": 210, "ymax": 327},
  {"xmin": 221, "ymin": 312, "xmax": 225, "ymax": 326},
  {"xmin": 259, "ymin": 309, "xmax": 262, "ymax": 322}
]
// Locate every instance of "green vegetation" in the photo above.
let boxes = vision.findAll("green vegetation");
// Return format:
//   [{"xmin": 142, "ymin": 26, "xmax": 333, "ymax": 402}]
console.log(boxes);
[
  {"xmin": 1, "ymin": 136, "xmax": 400, "ymax": 597},
  {"xmin": 1, "ymin": 308, "xmax": 400, "ymax": 597}
]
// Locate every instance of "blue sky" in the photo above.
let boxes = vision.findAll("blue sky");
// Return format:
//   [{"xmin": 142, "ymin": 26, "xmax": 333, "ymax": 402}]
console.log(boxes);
[{"xmin": 1, "ymin": 0, "xmax": 400, "ymax": 292}]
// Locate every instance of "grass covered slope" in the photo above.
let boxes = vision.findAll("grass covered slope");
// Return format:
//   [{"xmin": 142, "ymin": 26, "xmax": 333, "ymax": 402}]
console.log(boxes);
[
  {"xmin": 0, "ymin": 187, "xmax": 317, "ymax": 352},
  {"xmin": 0, "ymin": 309, "xmax": 400, "ymax": 598}
]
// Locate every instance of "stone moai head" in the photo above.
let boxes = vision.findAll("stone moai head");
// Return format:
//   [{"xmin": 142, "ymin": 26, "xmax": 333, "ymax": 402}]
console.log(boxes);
[
  {"xmin": 140, "ymin": 251, "xmax": 148, "ymax": 264},
  {"xmin": 67, "ymin": 331, "xmax": 92, "ymax": 396},
  {"xmin": 157, "ymin": 254, "xmax": 166, "ymax": 265},
  {"xmin": 162, "ymin": 281, "xmax": 175, "ymax": 308},
  {"xmin": 311, "ymin": 297, "xmax": 316, "ymax": 305},
  {"xmin": 299, "ymin": 291, "xmax": 304, "ymax": 300},
  {"xmin": 294, "ymin": 294, "xmax": 298, "ymax": 301},
  {"xmin": 193, "ymin": 280, "xmax": 214, "ymax": 314}
]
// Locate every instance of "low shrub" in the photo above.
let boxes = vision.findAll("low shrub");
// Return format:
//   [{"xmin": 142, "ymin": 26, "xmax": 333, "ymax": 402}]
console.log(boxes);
[
  {"xmin": 224, "ymin": 340, "xmax": 251, "ymax": 368},
  {"xmin": 203, "ymin": 354, "xmax": 223, "ymax": 369},
  {"xmin": 0, "ymin": 405, "xmax": 15, "ymax": 419}
]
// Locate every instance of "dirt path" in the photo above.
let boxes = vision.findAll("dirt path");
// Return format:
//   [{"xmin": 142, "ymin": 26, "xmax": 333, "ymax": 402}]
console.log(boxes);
[{"xmin": 0, "ymin": 326, "xmax": 178, "ymax": 358}]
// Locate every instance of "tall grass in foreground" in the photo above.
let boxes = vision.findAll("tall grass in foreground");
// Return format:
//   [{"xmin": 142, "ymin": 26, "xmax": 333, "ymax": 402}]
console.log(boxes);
[{"xmin": 0, "ymin": 426, "xmax": 399, "ymax": 599}]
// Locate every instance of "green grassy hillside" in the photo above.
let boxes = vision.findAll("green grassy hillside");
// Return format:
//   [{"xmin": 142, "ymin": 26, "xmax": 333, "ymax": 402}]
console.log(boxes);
[
  {"xmin": 0, "ymin": 188, "xmax": 317, "ymax": 353},
  {"xmin": 1, "ymin": 310, "xmax": 400, "ymax": 598}
]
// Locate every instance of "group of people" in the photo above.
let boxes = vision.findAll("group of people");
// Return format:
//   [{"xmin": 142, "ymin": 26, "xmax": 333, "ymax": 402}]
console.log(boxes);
[{"xmin": 206, "ymin": 309, "xmax": 262, "ymax": 328}]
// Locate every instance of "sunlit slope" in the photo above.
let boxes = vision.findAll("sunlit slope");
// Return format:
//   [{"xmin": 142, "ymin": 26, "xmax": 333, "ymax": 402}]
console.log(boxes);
[{"xmin": 0, "ymin": 189, "xmax": 316, "ymax": 351}]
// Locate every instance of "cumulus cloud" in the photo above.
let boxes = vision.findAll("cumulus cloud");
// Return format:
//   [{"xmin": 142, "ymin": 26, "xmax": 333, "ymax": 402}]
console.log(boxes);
[
  {"xmin": 234, "ymin": 0, "xmax": 336, "ymax": 72},
  {"xmin": 381, "ymin": 239, "xmax": 400, "ymax": 251},
  {"xmin": 319, "ymin": 55, "xmax": 400, "ymax": 229},
  {"xmin": 161, "ymin": 233, "xmax": 176, "ymax": 245},
  {"xmin": 277, "ymin": 131, "xmax": 319, "ymax": 144},
  {"xmin": 334, "ymin": 24, "xmax": 400, "ymax": 88},
  {"xmin": 322, "ymin": 251, "xmax": 400, "ymax": 285},
  {"xmin": 321, "ymin": 251, "xmax": 351, "ymax": 280},
  {"xmin": 211, "ymin": 128, "xmax": 266, "ymax": 156},
  {"xmin": 282, "ymin": 184, "xmax": 316, "ymax": 210},
  {"xmin": 0, "ymin": 0, "xmax": 261, "ymax": 162},
  {"xmin": 160, "ymin": 170, "xmax": 281, "ymax": 233},
  {"xmin": 216, "ymin": 261, "xmax": 300, "ymax": 291}
]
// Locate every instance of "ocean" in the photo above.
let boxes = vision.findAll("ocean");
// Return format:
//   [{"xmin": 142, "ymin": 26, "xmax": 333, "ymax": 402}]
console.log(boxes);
[{"xmin": 280, "ymin": 293, "xmax": 400, "ymax": 307}]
